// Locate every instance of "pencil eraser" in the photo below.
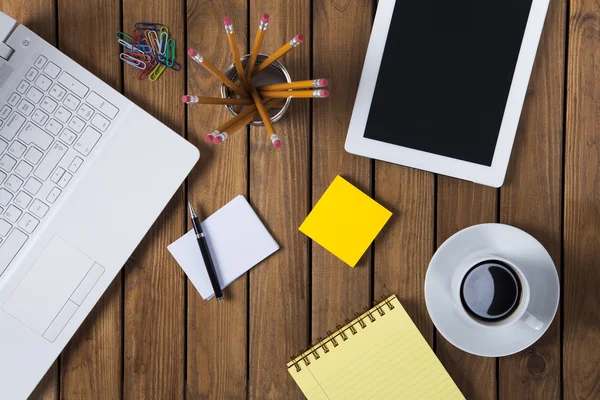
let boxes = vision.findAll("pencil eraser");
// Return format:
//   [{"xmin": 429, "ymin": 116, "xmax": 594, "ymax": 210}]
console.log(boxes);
[
  {"xmin": 204, "ymin": 134, "xmax": 214, "ymax": 143},
  {"xmin": 273, "ymin": 139, "xmax": 282, "ymax": 148},
  {"xmin": 296, "ymin": 34, "xmax": 304, "ymax": 42},
  {"xmin": 213, "ymin": 135, "xmax": 223, "ymax": 144},
  {"xmin": 320, "ymin": 89, "xmax": 330, "ymax": 98},
  {"xmin": 181, "ymin": 95, "xmax": 190, "ymax": 103},
  {"xmin": 187, "ymin": 48, "xmax": 197, "ymax": 57},
  {"xmin": 223, "ymin": 16, "xmax": 232, "ymax": 26},
  {"xmin": 261, "ymin": 14, "xmax": 270, "ymax": 23},
  {"xmin": 319, "ymin": 79, "xmax": 329, "ymax": 87}
]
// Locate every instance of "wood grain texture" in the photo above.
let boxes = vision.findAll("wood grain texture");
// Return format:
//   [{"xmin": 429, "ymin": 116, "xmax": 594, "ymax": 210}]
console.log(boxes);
[
  {"xmin": 121, "ymin": 1, "xmax": 186, "ymax": 399},
  {"xmin": 564, "ymin": 0, "xmax": 600, "ymax": 398},
  {"xmin": 311, "ymin": 0, "xmax": 373, "ymax": 348},
  {"xmin": 55, "ymin": 0, "xmax": 123, "ymax": 398},
  {"xmin": 436, "ymin": 178, "xmax": 498, "ymax": 399},
  {"xmin": 248, "ymin": 0, "xmax": 310, "ymax": 398},
  {"xmin": 498, "ymin": 0, "xmax": 566, "ymax": 398},
  {"xmin": 374, "ymin": 167, "xmax": 434, "ymax": 343},
  {"xmin": 0, "ymin": 2, "xmax": 58, "ymax": 399},
  {"xmin": 186, "ymin": 1, "xmax": 248, "ymax": 399}
]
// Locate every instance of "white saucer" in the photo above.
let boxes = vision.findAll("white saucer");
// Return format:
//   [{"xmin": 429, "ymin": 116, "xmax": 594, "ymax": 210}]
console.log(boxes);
[{"xmin": 424, "ymin": 223, "xmax": 559, "ymax": 357}]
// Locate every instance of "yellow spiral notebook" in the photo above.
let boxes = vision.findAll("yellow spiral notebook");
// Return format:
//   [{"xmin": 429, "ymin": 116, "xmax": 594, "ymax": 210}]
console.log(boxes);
[{"xmin": 287, "ymin": 295, "xmax": 464, "ymax": 399}]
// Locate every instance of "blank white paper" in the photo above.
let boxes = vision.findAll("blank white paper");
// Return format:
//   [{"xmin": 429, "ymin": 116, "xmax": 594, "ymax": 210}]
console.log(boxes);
[{"xmin": 168, "ymin": 195, "xmax": 279, "ymax": 299}]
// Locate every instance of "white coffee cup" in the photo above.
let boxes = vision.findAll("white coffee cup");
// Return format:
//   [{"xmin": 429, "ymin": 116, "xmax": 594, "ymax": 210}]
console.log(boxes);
[{"xmin": 451, "ymin": 251, "xmax": 544, "ymax": 330}]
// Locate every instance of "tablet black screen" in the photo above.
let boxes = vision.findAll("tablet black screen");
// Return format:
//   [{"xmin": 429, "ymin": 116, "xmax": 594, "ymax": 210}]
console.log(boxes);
[{"xmin": 363, "ymin": 0, "xmax": 533, "ymax": 166}]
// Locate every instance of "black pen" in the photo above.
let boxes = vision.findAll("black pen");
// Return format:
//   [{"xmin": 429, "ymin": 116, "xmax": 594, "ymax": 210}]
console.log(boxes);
[{"xmin": 188, "ymin": 202, "xmax": 224, "ymax": 301}]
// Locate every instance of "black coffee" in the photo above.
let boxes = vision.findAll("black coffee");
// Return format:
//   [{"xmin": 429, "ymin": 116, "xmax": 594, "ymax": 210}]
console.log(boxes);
[{"xmin": 460, "ymin": 260, "xmax": 521, "ymax": 321}]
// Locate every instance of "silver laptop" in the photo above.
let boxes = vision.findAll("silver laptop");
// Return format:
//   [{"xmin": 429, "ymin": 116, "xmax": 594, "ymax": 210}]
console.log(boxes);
[{"xmin": 0, "ymin": 12, "xmax": 199, "ymax": 399}]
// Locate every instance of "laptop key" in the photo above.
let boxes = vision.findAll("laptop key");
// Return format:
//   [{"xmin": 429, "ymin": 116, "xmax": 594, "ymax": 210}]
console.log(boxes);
[
  {"xmin": 0, "ymin": 229, "xmax": 28, "ymax": 276},
  {"xmin": 4, "ymin": 205, "xmax": 22, "ymax": 223},
  {"xmin": 74, "ymin": 126, "xmax": 101, "ymax": 156},
  {"xmin": 45, "ymin": 119, "xmax": 63, "ymax": 136},
  {"xmin": 29, "ymin": 199, "xmax": 49, "ymax": 218},
  {"xmin": 19, "ymin": 122, "xmax": 53, "ymax": 150},
  {"xmin": 58, "ymin": 73, "xmax": 89, "ymax": 98},
  {"xmin": 17, "ymin": 99, "xmax": 35, "ymax": 116},
  {"xmin": 35, "ymin": 141, "xmax": 67, "ymax": 180},
  {"xmin": 86, "ymin": 92, "xmax": 118, "ymax": 119},
  {"xmin": 49, "ymin": 85, "xmax": 67, "ymax": 101},
  {"xmin": 46, "ymin": 187, "xmax": 61, "ymax": 204},
  {"xmin": 35, "ymin": 75, "xmax": 52, "ymax": 91},
  {"xmin": 5, "ymin": 175, "xmax": 24, "ymax": 192},
  {"xmin": 41, "ymin": 97, "xmax": 58, "ymax": 114},
  {"xmin": 0, "ymin": 218, "xmax": 10, "ymax": 236},
  {"xmin": 34, "ymin": 55, "xmax": 47, "ymax": 69},
  {"xmin": 32, "ymin": 109, "xmax": 49, "ymax": 125},
  {"xmin": 8, "ymin": 93, "xmax": 20, "ymax": 107},
  {"xmin": 0, "ymin": 112, "xmax": 26, "ymax": 141},
  {"xmin": 14, "ymin": 191, "xmax": 33, "ymax": 208},
  {"xmin": 24, "ymin": 178, "xmax": 43, "ymax": 195},
  {"xmin": 25, "ymin": 68, "xmax": 38, "ymax": 81},
  {"xmin": 17, "ymin": 213, "xmax": 39, "ymax": 234},
  {"xmin": 16, "ymin": 80, "xmax": 30, "ymax": 94},
  {"xmin": 8, "ymin": 141, "xmax": 26, "ymax": 158},
  {"xmin": 26, "ymin": 87, "xmax": 44, "ymax": 104},
  {"xmin": 24, "ymin": 147, "xmax": 44, "ymax": 164},
  {"xmin": 15, "ymin": 161, "xmax": 34, "ymax": 178},
  {"xmin": 55, "ymin": 106, "xmax": 72, "ymax": 124},
  {"xmin": 0, "ymin": 188, "xmax": 13, "ymax": 206},
  {"xmin": 0, "ymin": 105, "xmax": 11, "ymax": 119},
  {"xmin": 0, "ymin": 154, "xmax": 17, "ymax": 172},
  {"xmin": 44, "ymin": 62, "xmax": 61, "ymax": 79}
]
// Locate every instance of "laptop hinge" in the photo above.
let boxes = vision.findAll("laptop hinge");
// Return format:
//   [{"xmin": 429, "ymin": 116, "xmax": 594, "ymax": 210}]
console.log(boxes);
[{"xmin": 0, "ymin": 12, "xmax": 18, "ymax": 61}]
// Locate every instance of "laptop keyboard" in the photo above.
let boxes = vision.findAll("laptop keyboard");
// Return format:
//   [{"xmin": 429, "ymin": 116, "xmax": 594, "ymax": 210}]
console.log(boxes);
[{"xmin": 0, "ymin": 55, "xmax": 120, "ymax": 277}]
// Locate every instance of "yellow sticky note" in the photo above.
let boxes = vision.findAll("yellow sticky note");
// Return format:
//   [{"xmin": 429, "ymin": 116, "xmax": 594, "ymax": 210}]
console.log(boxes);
[{"xmin": 299, "ymin": 176, "xmax": 392, "ymax": 267}]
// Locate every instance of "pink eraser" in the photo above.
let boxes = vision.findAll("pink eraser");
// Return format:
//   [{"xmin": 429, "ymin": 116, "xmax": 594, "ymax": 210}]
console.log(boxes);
[
  {"xmin": 261, "ymin": 14, "xmax": 270, "ymax": 23},
  {"xmin": 273, "ymin": 139, "xmax": 282, "ymax": 148},
  {"xmin": 319, "ymin": 79, "xmax": 329, "ymax": 87},
  {"xmin": 223, "ymin": 16, "xmax": 232, "ymax": 26},
  {"xmin": 181, "ymin": 95, "xmax": 190, "ymax": 103},
  {"xmin": 321, "ymin": 89, "xmax": 330, "ymax": 98},
  {"xmin": 295, "ymin": 34, "xmax": 304, "ymax": 42},
  {"xmin": 204, "ymin": 134, "xmax": 214, "ymax": 143},
  {"xmin": 213, "ymin": 136, "xmax": 223, "ymax": 144},
  {"xmin": 187, "ymin": 48, "xmax": 197, "ymax": 57}
]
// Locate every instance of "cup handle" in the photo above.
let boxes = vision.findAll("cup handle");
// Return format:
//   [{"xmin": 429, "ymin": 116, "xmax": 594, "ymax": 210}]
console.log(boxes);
[{"xmin": 521, "ymin": 311, "xmax": 544, "ymax": 330}]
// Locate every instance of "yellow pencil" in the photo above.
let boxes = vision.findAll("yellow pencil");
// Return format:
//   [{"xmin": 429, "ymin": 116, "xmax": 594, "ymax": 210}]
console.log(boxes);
[
  {"xmin": 252, "ymin": 34, "xmax": 304, "ymax": 77},
  {"xmin": 259, "ymin": 89, "xmax": 329, "ymax": 99},
  {"xmin": 213, "ymin": 99, "xmax": 283, "ymax": 144},
  {"xmin": 250, "ymin": 87, "xmax": 281, "ymax": 148},
  {"xmin": 223, "ymin": 17, "xmax": 251, "ymax": 92},
  {"xmin": 258, "ymin": 78, "xmax": 328, "ymax": 91},
  {"xmin": 187, "ymin": 48, "xmax": 248, "ymax": 97},
  {"xmin": 246, "ymin": 14, "xmax": 270, "ymax": 79},
  {"xmin": 181, "ymin": 95, "xmax": 254, "ymax": 105}
]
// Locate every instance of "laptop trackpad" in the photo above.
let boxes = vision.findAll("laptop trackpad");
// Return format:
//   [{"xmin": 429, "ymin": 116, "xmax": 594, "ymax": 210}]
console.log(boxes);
[{"xmin": 3, "ymin": 237, "xmax": 95, "ymax": 336}]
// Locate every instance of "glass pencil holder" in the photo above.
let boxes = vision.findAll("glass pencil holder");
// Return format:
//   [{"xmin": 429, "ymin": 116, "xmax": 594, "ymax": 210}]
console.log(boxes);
[{"xmin": 220, "ymin": 53, "xmax": 292, "ymax": 126}]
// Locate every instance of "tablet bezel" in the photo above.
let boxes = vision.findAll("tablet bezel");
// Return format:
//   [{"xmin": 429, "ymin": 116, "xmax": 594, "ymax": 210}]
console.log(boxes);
[{"xmin": 344, "ymin": 0, "xmax": 550, "ymax": 187}]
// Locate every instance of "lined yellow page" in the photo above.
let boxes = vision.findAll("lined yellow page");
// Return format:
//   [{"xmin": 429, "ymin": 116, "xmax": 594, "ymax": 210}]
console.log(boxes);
[{"xmin": 287, "ymin": 296, "xmax": 464, "ymax": 400}]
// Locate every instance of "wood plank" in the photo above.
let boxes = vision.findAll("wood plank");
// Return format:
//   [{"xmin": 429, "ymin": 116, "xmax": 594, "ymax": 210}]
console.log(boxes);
[
  {"xmin": 121, "ymin": 2, "xmax": 186, "ymax": 398},
  {"xmin": 311, "ymin": 0, "xmax": 373, "ymax": 342},
  {"xmin": 0, "ymin": 2, "xmax": 57, "ymax": 399},
  {"xmin": 374, "ymin": 167, "xmax": 434, "ymax": 342},
  {"xmin": 436, "ymin": 178, "xmax": 498, "ymax": 399},
  {"xmin": 55, "ymin": 0, "xmax": 123, "ymax": 398},
  {"xmin": 185, "ymin": 1, "xmax": 248, "ymax": 398},
  {"xmin": 564, "ymin": 0, "xmax": 600, "ymax": 398},
  {"xmin": 498, "ymin": 0, "xmax": 566, "ymax": 398},
  {"xmin": 248, "ymin": 0, "xmax": 310, "ymax": 397}
]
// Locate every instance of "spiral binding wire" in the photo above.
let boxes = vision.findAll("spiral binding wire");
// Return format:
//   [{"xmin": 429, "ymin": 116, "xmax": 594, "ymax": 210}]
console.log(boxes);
[{"xmin": 289, "ymin": 295, "xmax": 397, "ymax": 372}]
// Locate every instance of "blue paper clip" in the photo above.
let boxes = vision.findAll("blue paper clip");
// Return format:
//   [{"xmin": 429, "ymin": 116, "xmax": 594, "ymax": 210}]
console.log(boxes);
[
  {"xmin": 165, "ymin": 38, "xmax": 175, "ymax": 67},
  {"xmin": 134, "ymin": 22, "xmax": 164, "ymax": 31}
]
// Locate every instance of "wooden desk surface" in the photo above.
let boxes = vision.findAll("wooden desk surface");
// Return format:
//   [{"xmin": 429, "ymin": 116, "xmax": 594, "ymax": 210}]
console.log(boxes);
[{"xmin": 4, "ymin": 0, "xmax": 597, "ymax": 398}]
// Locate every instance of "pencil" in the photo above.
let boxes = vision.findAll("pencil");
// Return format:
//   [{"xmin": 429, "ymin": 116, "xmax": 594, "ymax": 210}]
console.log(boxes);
[
  {"xmin": 259, "ymin": 89, "xmax": 329, "ymax": 99},
  {"xmin": 223, "ymin": 17, "xmax": 251, "ymax": 92},
  {"xmin": 257, "ymin": 78, "xmax": 328, "ymax": 91},
  {"xmin": 181, "ymin": 95, "xmax": 254, "ymax": 105},
  {"xmin": 246, "ymin": 14, "xmax": 270, "ymax": 79},
  {"xmin": 250, "ymin": 86, "xmax": 281, "ymax": 148},
  {"xmin": 213, "ymin": 99, "xmax": 283, "ymax": 144},
  {"xmin": 205, "ymin": 103, "xmax": 258, "ymax": 143},
  {"xmin": 252, "ymin": 34, "xmax": 304, "ymax": 77},
  {"xmin": 187, "ymin": 48, "xmax": 249, "ymax": 97}
]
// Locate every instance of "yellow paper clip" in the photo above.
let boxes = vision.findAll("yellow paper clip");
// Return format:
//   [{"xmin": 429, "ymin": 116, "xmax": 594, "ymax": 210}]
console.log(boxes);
[{"xmin": 149, "ymin": 63, "xmax": 167, "ymax": 81}]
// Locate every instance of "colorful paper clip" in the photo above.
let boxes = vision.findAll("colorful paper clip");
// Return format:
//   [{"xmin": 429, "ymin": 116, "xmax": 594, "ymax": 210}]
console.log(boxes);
[
  {"xmin": 149, "ymin": 64, "xmax": 167, "ymax": 81},
  {"xmin": 134, "ymin": 22, "xmax": 164, "ymax": 31},
  {"xmin": 120, "ymin": 53, "xmax": 146, "ymax": 70},
  {"xmin": 166, "ymin": 38, "xmax": 176, "ymax": 67}
]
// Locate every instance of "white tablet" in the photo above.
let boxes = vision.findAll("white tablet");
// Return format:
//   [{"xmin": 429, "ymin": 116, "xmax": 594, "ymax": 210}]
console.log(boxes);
[{"xmin": 345, "ymin": 0, "xmax": 550, "ymax": 187}]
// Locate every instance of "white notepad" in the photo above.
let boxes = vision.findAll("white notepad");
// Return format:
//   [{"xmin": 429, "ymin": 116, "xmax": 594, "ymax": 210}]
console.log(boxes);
[{"xmin": 168, "ymin": 195, "xmax": 279, "ymax": 299}]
